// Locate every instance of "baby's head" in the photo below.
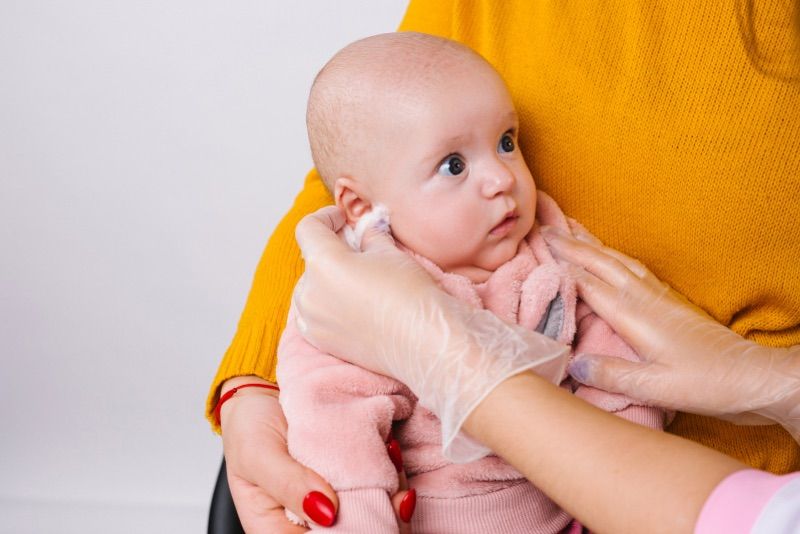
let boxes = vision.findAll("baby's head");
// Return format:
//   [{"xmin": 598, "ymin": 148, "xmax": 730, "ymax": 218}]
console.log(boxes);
[{"xmin": 308, "ymin": 32, "xmax": 536, "ymax": 282}]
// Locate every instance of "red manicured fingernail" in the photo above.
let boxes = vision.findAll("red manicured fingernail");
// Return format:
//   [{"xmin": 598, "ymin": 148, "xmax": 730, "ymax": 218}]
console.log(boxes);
[
  {"xmin": 399, "ymin": 489, "xmax": 416, "ymax": 523},
  {"xmin": 303, "ymin": 491, "xmax": 336, "ymax": 527},
  {"xmin": 387, "ymin": 438, "xmax": 403, "ymax": 472}
]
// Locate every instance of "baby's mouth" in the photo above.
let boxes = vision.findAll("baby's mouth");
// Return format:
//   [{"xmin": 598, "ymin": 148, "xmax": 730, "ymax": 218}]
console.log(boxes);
[{"xmin": 490, "ymin": 210, "xmax": 519, "ymax": 236}]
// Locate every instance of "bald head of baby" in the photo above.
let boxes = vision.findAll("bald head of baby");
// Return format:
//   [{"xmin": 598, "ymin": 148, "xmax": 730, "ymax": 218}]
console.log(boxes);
[
  {"xmin": 305, "ymin": 32, "xmax": 535, "ymax": 283},
  {"xmin": 306, "ymin": 32, "xmax": 499, "ymax": 191}
]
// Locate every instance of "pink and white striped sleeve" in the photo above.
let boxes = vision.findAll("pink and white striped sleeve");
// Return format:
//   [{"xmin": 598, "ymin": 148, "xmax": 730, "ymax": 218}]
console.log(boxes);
[{"xmin": 695, "ymin": 469, "xmax": 800, "ymax": 534}]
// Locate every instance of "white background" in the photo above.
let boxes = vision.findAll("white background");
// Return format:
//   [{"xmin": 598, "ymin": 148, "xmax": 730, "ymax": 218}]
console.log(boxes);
[{"xmin": 0, "ymin": 1, "xmax": 408, "ymax": 532}]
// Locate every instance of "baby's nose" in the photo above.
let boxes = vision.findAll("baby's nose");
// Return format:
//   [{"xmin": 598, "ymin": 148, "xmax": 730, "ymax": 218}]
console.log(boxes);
[{"xmin": 481, "ymin": 166, "xmax": 515, "ymax": 197}]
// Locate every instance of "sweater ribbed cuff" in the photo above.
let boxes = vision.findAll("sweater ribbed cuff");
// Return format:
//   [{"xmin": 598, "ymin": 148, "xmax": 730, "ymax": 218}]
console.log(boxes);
[{"xmin": 205, "ymin": 313, "xmax": 283, "ymax": 433}]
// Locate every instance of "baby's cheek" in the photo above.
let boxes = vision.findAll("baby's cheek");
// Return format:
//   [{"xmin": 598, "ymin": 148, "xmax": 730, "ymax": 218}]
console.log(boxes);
[
  {"xmin": 387, "ymin": 215, "xmax": 441, "ymax": 253},
  {"xmin": 397, "ymin": 207, "xmax": 448, "ymax": 237}
]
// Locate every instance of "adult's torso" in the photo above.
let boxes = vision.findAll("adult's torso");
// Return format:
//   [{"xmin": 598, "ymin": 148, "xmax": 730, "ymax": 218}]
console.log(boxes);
[{"xmin": 400, "ymin": 0, "xmax": 800, "ymax": 472}]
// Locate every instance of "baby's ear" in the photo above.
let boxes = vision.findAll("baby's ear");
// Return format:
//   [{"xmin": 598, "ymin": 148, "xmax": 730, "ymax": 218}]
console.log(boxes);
[{"xmin": 334, "ymin": 177, "xmax": 372, "ymax": 225}]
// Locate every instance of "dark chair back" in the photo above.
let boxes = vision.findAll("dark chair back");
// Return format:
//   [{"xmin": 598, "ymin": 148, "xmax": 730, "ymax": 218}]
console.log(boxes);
[{"xmin": 208, "ymin": 459, "xmax": 245, "ymax": 534}]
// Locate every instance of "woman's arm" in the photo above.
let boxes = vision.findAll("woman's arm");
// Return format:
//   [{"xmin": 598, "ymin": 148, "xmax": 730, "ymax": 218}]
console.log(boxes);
[
  {"xmin": 206, "ymin": 170, "xmax": 332, "ymax": 432},
  {"xmin": 466, "ymin": 371, "xmax": 744, "ymax": 534},
  {"xmin": 219, "ymin": 375, "xmax": 338, "ymax": 532},
  {"xmin": 208, "ymin": 169, "xmax": 336, "ymax": 532}
]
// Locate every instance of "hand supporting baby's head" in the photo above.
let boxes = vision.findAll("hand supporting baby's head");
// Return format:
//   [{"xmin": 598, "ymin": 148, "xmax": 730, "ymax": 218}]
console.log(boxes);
[{"xmin": 306, "ymin": 32, "xmax": 538, "ymax": 283}]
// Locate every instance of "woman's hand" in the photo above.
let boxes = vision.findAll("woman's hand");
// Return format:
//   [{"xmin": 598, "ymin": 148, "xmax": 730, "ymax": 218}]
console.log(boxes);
[
  {"xmin": 293, "ymin": 206, "xmax": 569, "ymax": 461},
  {"xmin": 542, "ymin": 226, "xmax": 800, "ymax": 439},
  {"xmin": 220, "ymin": 376, "xmax": 416, "ymax": 533},
  {"xmin": 220, "ymin": 376, "xmax": 338, "ymax": 532},
  {"xmin": 292, "ymin": 206, "xmax": 440, "ymax": 380}
]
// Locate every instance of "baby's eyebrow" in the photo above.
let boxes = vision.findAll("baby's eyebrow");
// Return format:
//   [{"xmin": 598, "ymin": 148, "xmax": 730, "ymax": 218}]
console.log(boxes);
[
  {"xmin": 424, "ymin": 134, "xmax": 469, "ymax": 160},
  {"xmin": 437, "ymin": 133, "xmax": 470, "ymax": 146},
  {"xmin": 503, "ymin": 110, "xmax": 519, "ymax": 126}
]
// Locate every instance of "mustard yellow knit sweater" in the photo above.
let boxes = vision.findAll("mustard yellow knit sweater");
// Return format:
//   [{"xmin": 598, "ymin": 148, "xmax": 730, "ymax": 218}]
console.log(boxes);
[{"xmin": 208, "ymin": 0, "xmax": 800, "ymax": 473}]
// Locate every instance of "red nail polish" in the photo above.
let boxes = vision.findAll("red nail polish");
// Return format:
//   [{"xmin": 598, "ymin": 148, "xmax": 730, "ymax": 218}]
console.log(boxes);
[
  {"xmin": 387, "ymin": 439, "xmax": 403, "ymax": 472},
  {"xmin": 399, "ymin": 489, "xmax": 416, "ymax": 523},
  {"xmin": 303, "ymin": 491, "xmax": 336, "ymax": 527}
]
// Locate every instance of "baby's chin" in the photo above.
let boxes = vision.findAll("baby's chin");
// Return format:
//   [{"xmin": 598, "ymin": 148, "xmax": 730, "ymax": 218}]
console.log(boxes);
[{"xmin": 448, "ymin": 238, "xmax": 527, "ymax": 283}]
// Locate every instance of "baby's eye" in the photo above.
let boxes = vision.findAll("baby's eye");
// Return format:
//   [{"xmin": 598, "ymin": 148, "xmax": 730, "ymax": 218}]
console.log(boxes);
[
  {"xmin": 438, "ymin": 155, "xmax": 466, "ymax": 176},
  {"xmin": 498, "ymin": 133, "xmax": 515, "ymax": 153}
]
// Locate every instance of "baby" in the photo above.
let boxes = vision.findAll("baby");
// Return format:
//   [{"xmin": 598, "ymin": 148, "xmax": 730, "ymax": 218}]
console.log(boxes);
[{"xmin": 277, "ymin": 32, "xmax": 665, "ymax": 533}]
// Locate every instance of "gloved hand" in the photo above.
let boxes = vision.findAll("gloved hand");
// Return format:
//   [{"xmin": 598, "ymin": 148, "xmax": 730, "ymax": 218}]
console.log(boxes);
[
  {"xmin": 293, "ymin": 206, "xmax": 570, "ymax": 462},
  {"xmin": 541, "ymin": 225, "xmax": 800, "ymax": 441}
]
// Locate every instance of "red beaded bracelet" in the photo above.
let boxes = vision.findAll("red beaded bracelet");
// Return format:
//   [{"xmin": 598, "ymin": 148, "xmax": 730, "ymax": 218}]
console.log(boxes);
[{"xmin": 214, "ymin": 383, "xmax": 280, "ymax": 427}]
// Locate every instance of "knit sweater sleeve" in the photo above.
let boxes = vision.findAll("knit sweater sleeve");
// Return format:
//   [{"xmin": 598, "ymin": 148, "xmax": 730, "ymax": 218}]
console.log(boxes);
[{"xmin": 205, "ymin": 169, "xmax": 331, "ymax": 432}]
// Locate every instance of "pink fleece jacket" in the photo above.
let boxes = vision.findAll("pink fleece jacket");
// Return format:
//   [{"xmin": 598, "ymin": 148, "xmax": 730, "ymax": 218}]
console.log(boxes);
[{"xmin": 277, "ymin": 192, "xmax": 665, "ymax": 533}]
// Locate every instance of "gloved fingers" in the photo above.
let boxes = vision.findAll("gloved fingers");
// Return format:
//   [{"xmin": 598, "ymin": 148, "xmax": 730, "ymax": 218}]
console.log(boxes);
[
  {"xmin": 568, "ymin": 223, "xmax": 603, "ymax": 246},
  {"xmin": 292, "ymin": 206, "xmax": 355, "ymax": 349},
  {"xmin": 715, "ymin": 411, "xmax": 777, "ymax": 426},
  {"xmin": 543, "ymin": 226, "xmax": 656, "ymax": 288},
  {"xmin": 360, "ymin": 219, "xmax": 398, "ymax": 254},
  {"xmin": 576, "ymin": 232, "xmax": 652, "ymax": 281},
  {"xmin": 565, "ymin": 265, "xmax": 653, "ymax": 349},
  {"xmin": 545, "ymin": 228, "xmax": 682, "ymax": 355},
  {"xmin": 548, "ymin": 230, "xmax": 706, "ymax": 325},
  {"xmin": 295, "ymin": 205, "xmax": 348, "ymax": 264},
  {"xmin": 543, "ymin": 222, "xmax": 800, "ymax": 425},
  {"xmin": 293, "ymin": 204, "xmax": 447, "ymax": 379},
  {"xmin": 587, "ymin": 241, "xmax": 652, "ymax": 283},
  {"xmin": 292, "ymin": 275, "xmax": 309, "ymax": 334},
  {"xmin": 568, "ymin": 353, "xmax": 662, "ymax": 403},
  {"xmin": 565, "ymin": 265, "xmax": 614, "ymax": 315},
  {"xmin": 542, "ymin": 227, "xmax": 649, "ymax": 292}
]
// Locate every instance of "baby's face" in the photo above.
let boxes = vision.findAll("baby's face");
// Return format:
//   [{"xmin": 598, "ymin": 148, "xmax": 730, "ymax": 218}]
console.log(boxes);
[{"xmin": 363, "ymin": 63, "xmax": 536, "ymax": 282}]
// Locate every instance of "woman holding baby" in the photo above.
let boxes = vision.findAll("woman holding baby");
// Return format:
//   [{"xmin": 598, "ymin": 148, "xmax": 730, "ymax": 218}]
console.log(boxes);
[{"xmin": 209, "ymin": 1, "xmax": 800, "ymax": 532}]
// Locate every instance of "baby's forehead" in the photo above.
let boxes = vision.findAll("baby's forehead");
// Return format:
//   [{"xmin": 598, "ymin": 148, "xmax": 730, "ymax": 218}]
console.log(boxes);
[
  {"xmin": 322, "ymin": 33, "xmax": 484, "ymax": 96},
  {"xmin": 307, "ymin": 33, "xmax": 502, "ymax": 185}
]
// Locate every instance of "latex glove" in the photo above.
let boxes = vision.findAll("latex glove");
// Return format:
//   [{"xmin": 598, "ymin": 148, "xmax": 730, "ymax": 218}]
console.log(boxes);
[
  {"xmin": 541, "ymin": 226, "xmax": 800, "ymax": 440},
  {"xmin": 293, "ymin": 206, "xmax": 569, "ymax": 462}
]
